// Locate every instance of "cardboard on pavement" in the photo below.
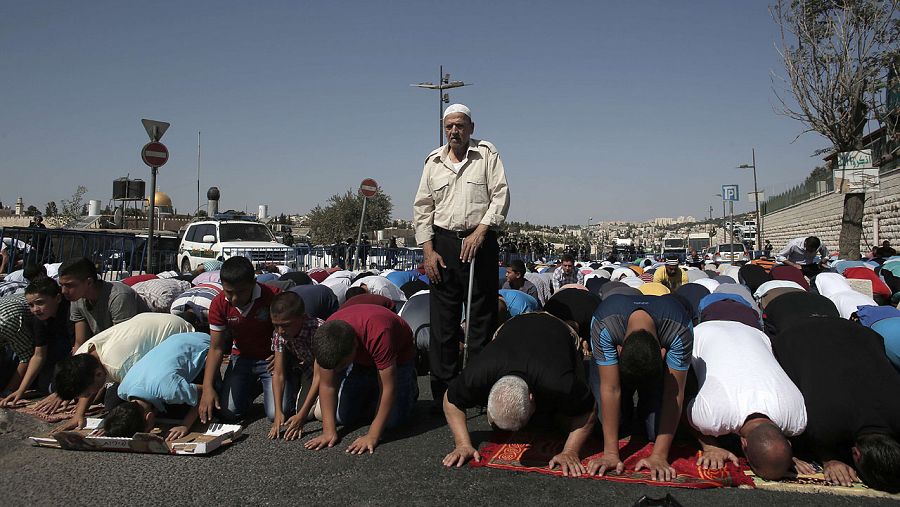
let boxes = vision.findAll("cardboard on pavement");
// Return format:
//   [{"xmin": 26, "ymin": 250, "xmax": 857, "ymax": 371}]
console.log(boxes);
[{"xmin": 30, "ymin": 418, "xmax": 243, "ymax": 455}]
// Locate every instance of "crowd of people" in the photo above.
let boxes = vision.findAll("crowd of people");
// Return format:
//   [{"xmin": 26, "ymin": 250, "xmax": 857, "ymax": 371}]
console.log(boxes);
[
  {"xmin": 0, "ymin": 235, "xmax": 898, "ymax": 491},
  {"xmin": 0, "ymin": 103, "xmax": 899, "ymax": 495}
]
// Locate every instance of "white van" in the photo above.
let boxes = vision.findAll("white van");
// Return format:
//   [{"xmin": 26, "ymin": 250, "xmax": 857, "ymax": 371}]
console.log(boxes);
[{"xmin": 177, "ymin": 218, "xmax": 296, "ymax": 273}]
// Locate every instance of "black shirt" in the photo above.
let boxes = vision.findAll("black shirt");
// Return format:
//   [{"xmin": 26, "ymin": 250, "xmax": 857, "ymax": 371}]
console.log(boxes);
[
  {"xmin": 446, "ymin": 313, "xmax": 593, "ymax": 417},
  {"xmin": 773, "ymin": 317, "xmax": 900, "ymax": 463},
  {"xmin": 289, "ymin": 284, "xmax": 339, "ymax": 320},
  {"xmin": 543, "ymin": 288, "xmax": 602, "ymax": 340},
  {"xmin": 31, "ymin": 298, "xmax": 74, "ymax": 348},
  {"xmin": 400, "ymin": 279, "xmax": 428, "ymax": 300},
  {"xmin": 280, "ymin": 271, "xmax": 313, "ymax": 285},
  {"xmin": 675, "ymin": 283, "xmax": 710, "ymax": 322},
  {"xmin": 763, "ymin": 292, "xmax": 839, "ymax": 337}
]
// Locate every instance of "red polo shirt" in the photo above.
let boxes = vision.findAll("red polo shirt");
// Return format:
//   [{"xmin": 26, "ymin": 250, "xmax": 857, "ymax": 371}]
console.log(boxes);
[
  {"xmin": 326, "ymin": 304, "xmax": 415, "ymax": 369},
  {"xmin": 340, "ymin": 293, "xmax": 396, "ymax": 312},
  {"xmin": 208, "ymin": 283, "xmax": 280, "ymax": 360}
]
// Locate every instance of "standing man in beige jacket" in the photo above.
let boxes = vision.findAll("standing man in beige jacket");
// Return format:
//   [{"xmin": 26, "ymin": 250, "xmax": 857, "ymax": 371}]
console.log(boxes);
[{"xmin": 413, "ymin": 104, "xmax": 510, "ymax": 407}]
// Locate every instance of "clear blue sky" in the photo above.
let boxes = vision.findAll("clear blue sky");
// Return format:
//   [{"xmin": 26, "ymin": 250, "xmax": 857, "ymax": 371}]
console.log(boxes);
[{"xmin": 1, "ymin": 1, "xmax": 830, "ymax": 225}]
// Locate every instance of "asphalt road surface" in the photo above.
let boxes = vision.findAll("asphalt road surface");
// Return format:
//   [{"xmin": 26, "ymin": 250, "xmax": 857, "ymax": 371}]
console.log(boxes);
[{"xmin": 0, "ymin": 377, "xmax": 895, "ymax": 506}]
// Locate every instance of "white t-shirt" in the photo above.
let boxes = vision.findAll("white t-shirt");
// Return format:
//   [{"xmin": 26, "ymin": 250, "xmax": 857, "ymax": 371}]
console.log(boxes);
[
  {"xmin": 828, "ymin": 290, "xmax": 877, "ymax": 319},
  {"xmin": 451, "ymin": 157, "xmax": 468, "ymax": 173},
  {"xmin": 76, "ymin": 313, "xmax": 194, "ymax": 382},
  {"xmin": 687, "ymin": 320, "xmax": 807, "ymax": 437},
  {"xmin": 814, "ymin": 272, "xmax": 851, "ymax": 298}
]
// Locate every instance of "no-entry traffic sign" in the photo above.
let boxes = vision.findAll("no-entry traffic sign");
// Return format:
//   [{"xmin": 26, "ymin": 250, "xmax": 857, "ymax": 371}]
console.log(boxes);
[
  {"xmin": 141, "ymin": 142, "xmax": 169, "ymax": 167},
  {"xmin": 359, "ymin": 178, "xmax": 378, "ymax": 197}
]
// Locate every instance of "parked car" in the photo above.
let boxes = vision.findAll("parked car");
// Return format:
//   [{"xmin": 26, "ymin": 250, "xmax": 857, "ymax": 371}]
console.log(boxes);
[
  {"xmin": 177, "ymin": 217, "xmax": 296, "ymax": 273},
  {"xmin": 707, "ymin": 243, "xmax": 750, "ymax": 263}
]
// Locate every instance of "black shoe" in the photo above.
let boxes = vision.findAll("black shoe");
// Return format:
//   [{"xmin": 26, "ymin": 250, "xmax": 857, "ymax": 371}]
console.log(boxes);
[{"xmin": 634, "ymin": 494, "xmax": 683, "ymax": 507}]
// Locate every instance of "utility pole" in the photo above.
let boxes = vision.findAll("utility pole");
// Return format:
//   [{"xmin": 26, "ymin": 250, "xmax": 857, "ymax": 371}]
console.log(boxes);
[
  {"xmin": 197, "ymin": 130, "xmax": 201, "ymax": 215},
  {"xmin": 738, "ymin": 149, "xmax": 762, "ymax": 251},
  {"xmin": 412, "ymin": 66, "xmax": 471, "ymax": 147},
  {"xmin": 730, "ymin": 201, "xmax": 735, "ymax": 263},
  {"xmin": 715, "ymin": 194, "xmax": 726, "ymax": 245}
]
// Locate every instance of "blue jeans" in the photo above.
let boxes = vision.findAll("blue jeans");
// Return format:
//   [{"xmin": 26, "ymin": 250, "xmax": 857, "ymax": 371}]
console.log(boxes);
[
  {"xmin": 335, "ymin": 362, "xmax": 418, "ymax": 429},
  {"xmin": 218, "ymin": 355, "xmax": 299, "ymax": 422},
  {"xmin": 588, "ymin": 360, "xmax": 662, "ymax": 441}
]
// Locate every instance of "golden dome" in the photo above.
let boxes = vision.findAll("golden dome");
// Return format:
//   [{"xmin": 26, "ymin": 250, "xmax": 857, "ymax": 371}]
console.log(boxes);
[{"xmin": 145, "ymin": 191, "xmax": 173, "ymax": 207}]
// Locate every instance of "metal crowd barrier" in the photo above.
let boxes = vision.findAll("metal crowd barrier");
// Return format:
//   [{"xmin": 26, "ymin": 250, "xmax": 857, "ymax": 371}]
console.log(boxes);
[
  {"xmin": 286, "ymin": 245, "xmax": 535, "ymax": 271},
  {"xmin": 0, "ymin": 227, "xmax": 542, "ymax": 280},
  {"xmin": 290, "ymin": 245, "xmax": 426, "ymax": 271},
  {"xmin": 0, "ymin": 226, "xmax": 178, "ymax": 279}
]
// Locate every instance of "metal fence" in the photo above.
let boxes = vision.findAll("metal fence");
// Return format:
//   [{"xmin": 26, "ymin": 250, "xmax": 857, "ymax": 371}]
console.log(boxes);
[
  {"xmin": 0, "ymin": 226, "xmax": 178, "ymax": 278},
  {"xmin": 291, "ymin": 245, "xmax": 426, "ymax": 271},
  {"xmin": 289, "ymin": 246, "xmax": 537, "ymax": 271},
  {"xmin": 1, "ymin": 228, "xmax": 542, "ymax": 279},
  {"xmin": 762, "ymin": 174, "xmax": 835, "ymax": 214}
]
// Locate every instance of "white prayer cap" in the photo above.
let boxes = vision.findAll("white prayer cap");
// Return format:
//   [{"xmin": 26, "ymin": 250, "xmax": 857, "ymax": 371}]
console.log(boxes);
[{"xmin": 442, "ymin": 104, "xmax": 472, "ymax": 120}]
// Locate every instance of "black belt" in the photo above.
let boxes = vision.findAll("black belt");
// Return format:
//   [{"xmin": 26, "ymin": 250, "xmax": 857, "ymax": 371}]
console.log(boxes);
[{"xmin": 433, "ymin": 226, "xmax": 477, "ymax": 239}]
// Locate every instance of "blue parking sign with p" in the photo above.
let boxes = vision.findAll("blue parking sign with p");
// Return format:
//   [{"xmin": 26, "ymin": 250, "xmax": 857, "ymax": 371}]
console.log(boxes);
[{"xmin": 722, "ymin": 184, "xmax": 739, "ymax": 201}]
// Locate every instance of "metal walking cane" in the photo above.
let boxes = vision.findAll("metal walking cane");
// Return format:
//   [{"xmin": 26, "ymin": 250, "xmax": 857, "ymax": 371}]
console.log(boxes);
[{"xmin": 462, "ymin": 239, "xmax": 476, "ymax": 369}]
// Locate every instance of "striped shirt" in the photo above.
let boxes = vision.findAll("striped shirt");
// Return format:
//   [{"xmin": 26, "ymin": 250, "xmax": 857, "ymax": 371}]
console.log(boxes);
[
  {"xmin": 202, "ymin": 260, "xmax": 223, "ymax": 272},
  {"xmin": 524, "ymin": 272, "xmax": 553, "ymax": 306},
  {"xmin": 0, "ymin": 294, "xmax": 35, "ymax": 363},
  {"xmin": 170, "ymin": 283, "xmax": 223, "ymax": 326},
  {"xmin": 0, "ymin": 280, "xmax": 27, "ymax": 298},
  {"xmin": 552, "ymin": 267, "xmax": 584, "ymax": 292},
  {"xmin": 132, "ymin": 278, "xmax": 193, "ymax": 312}
]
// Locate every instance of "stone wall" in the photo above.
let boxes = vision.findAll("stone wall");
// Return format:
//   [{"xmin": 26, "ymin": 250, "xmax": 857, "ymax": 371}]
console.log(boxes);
[
  {"xmin": 763, "ymin": 168, "xmax": 900, "ymax": 254},
  {"xmin": 0, "ymin": 216, "xmax": 31, "ymax": 228}
]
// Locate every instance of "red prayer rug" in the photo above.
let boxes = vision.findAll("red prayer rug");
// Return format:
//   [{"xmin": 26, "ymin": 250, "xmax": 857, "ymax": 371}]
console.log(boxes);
[{"xmin": 471, "ymin": 431, "xmax": 755, "ymax": 489}]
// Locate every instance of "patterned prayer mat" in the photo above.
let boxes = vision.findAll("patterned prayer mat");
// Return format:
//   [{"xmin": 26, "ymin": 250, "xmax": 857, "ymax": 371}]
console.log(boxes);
[
  {"xmin": 13, "ymin": 399, "xmax": 105, "ymax": 423},
  {"xmin": 747, "ymin": 464, "xmax": 900, "ymax": 499},
  {"xmin": 471, "ymin": 431, "xmax": 754, "ymax": 489}
]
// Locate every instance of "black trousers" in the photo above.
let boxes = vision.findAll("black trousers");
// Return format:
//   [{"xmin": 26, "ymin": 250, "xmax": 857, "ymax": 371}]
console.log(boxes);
[{"xmin": 428, "ymin": 229, "xmax": 499, "ymax": 401}]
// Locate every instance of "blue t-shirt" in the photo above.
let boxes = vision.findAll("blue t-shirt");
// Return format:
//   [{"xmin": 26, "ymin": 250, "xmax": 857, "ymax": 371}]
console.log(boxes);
[
  {"xmin": 385, "ymin": 270, "xmax": 421, "ymax": 288},
  {"xmin": 698, "ymin": 293, "xmax": 753, "ymax": 314},
  {"xmin": 499, "ymin": 289, "xmax": 539, "ymax": 317},
  {"xmin": 590, "ymin": 294, "xmax": 693, "ymax": 371},
  {"xmin": 871, "ymin": 317, "xmax": 900, "ymax": 371},
  {"xmin": 117, "ymin": 332, "xmax": 211, "ymax": 412}
]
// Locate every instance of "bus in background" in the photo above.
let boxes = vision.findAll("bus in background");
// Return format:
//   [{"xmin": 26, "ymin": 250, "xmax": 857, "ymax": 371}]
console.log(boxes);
[{"xmin": 660, "ymin": 236, "xmax": 686, "ymax": 262}]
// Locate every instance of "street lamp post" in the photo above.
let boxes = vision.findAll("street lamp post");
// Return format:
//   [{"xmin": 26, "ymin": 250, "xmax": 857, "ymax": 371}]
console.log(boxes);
[
  {"xmin": 714, "ymin": 193, "xmax": 726, "ymax": 245},
  {"xmin": 738, "ymin": 148, "xmax": 762, "ymax": 252},
  {"xmin": 412, "ymin": 66, "xmax": 471, "ymax": 147},
  {"xmin": 587, "ymin": 217, "xmax": 593, "ymax": 257}
]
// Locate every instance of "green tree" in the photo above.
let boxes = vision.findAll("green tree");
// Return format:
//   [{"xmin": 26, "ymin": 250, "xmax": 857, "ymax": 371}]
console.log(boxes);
[
  {"xmin": 772, "ymin": 0, "xmax": 899, "ymax": 258},
  {"xmin": 25, "ymin": 205, "xmax": 39, "ymax": 216},
  {"xmin": 45, "ymin": 201, "xmax": 58, "ymax": 217},
  {"xmin": 59, "ymin": 185, "xmax": 88, "ymax": 225},
  {"xmin": 307, "ymin": 189, "xmax": 393, "ymax": 244}
]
